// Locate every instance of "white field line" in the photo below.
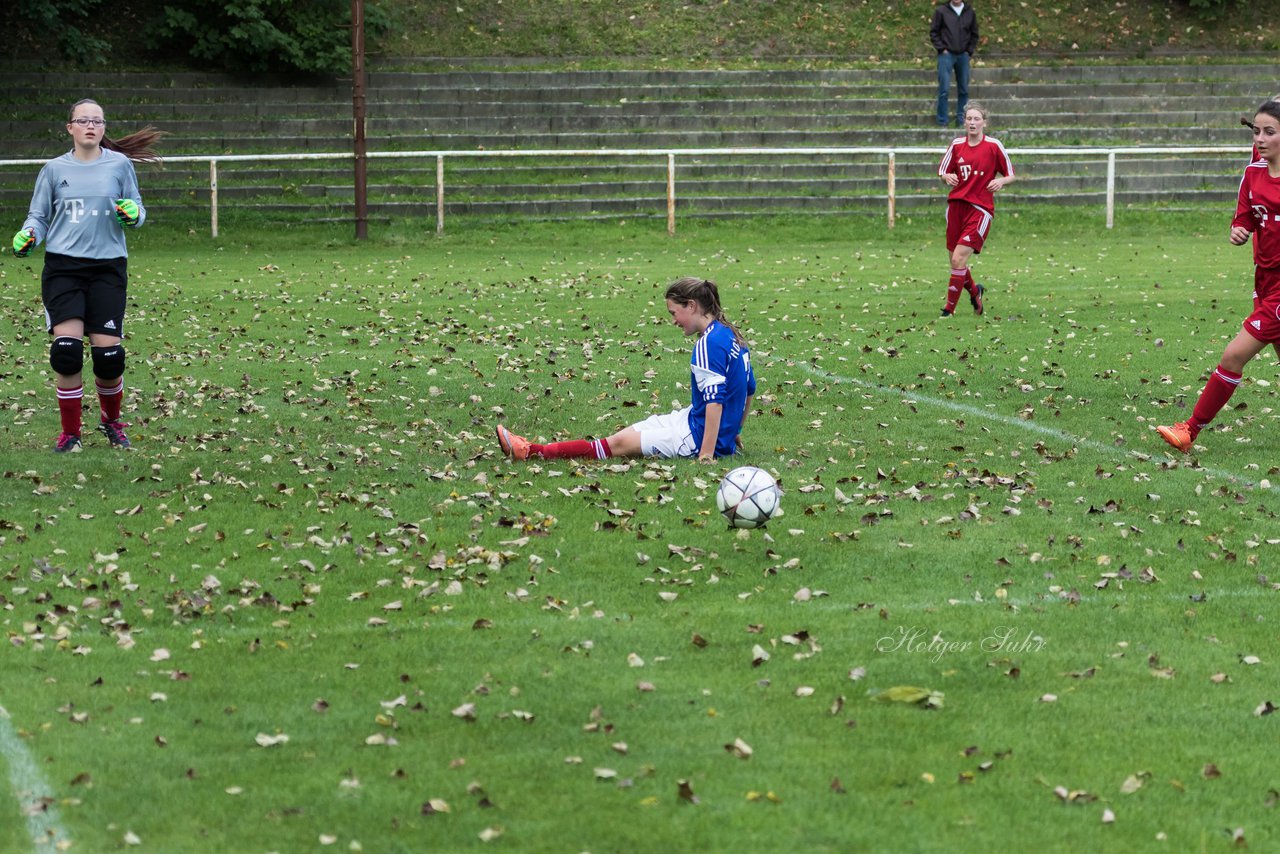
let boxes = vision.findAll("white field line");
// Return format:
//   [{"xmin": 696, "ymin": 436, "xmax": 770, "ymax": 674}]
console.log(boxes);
[
  {"xmin": 797, "ymin": 362, "xmax": 1271, "ymax": 491},
  {"xmin": 0, "ymin": 704, "xmax": 68, "ymax": 852}
]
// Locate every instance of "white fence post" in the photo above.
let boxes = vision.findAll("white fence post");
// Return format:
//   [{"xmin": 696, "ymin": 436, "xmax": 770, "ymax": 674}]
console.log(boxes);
[
  {"xmin": 436, "ymin": 155, "xmax": 445, "ymax": 235},
  {"xmin": 667, "ymin": 153, "xmax": 676, "ymax": 236},
  {"xmin": 887, "ymin": 151, "xmax": 896, "ymax": 230},
  {"xmin": 1106, "ymin": 151, "xmax": 1117, "ymax": 230},
  {"xmin": 210, "ymin": 159, "xmax": 218, "ymax": 239}
]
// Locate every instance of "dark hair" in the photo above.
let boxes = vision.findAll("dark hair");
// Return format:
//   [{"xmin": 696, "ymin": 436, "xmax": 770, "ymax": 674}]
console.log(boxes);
[
  {"xmin": 1255, "ymin": 99, "xmax": 1280, "ymax": 128},
  {"xmin": 69, "ymin": 99, "xmax": 165, "ymax": 164},
  {"xmin": 664, "ymin": 276, "xmax": 746, "ymax": 347}
]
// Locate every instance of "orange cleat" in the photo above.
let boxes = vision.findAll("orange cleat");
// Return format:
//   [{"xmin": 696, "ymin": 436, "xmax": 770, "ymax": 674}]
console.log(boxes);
[
  {"xmin": 496, "ymin": 424, "xmax": 531, "ymax": 461},
  {"xmin": 1156, "ymin": 421, "xmax": 1195, "ymax": 453}
]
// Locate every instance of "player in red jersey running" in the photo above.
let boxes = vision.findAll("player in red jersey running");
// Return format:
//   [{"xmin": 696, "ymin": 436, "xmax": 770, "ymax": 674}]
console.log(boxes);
[
  {"xmin": 937, "ymin": 101, "xmax": 1015, "ymax": 318},
  {"xmin": 1158, "ymin": 99, "xmax": 1280, "ymax": 453}
]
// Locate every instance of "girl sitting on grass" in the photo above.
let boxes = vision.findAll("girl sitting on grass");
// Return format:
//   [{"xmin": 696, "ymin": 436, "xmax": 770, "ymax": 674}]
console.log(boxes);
[{"xmin": 497, "ymin": 276, "xmax": 755, "ymax": 463}]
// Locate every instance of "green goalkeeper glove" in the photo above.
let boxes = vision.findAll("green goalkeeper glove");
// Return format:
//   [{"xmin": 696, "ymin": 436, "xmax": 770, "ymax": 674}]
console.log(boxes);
[
  {"xmin": 11, "ymin": 227, "xmax": 35, "ymax": 257},
  {"xmin": 114, "ymin": 199, "xmax": 140, "ymax": 227}
]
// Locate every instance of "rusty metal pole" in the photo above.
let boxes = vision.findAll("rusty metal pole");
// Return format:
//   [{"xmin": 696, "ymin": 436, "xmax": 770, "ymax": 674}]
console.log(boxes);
[{"xmin": 352, "ymin": 0, "xmax": 368, "ymax": 239}]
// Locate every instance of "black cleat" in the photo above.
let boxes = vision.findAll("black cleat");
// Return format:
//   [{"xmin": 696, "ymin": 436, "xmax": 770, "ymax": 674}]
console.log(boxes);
[{"xmin": 97, "ymin": 420, "xmax": 132, "ymax": 449}]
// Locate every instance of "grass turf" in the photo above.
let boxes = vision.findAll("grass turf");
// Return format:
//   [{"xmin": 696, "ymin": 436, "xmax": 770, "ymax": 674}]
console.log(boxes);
[{"xmin": 1, "ymin": 209, "xmax": 1277, "ymax": 852}]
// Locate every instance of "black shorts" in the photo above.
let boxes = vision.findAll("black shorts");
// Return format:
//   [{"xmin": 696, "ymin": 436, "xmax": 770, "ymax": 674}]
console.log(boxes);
[{"xmin": 42, "ymin": 252, "xmax": 128, "ymax": 336}]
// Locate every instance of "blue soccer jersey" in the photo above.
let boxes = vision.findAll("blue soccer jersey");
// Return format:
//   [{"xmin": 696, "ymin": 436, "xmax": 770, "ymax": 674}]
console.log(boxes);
[
  {"xmin": 687, "ymin": 320, "xmax": 755, "ymax": 456},
  {"xmin": 22, "ymin": 149, "xmax": 145, "ymax": 260}
]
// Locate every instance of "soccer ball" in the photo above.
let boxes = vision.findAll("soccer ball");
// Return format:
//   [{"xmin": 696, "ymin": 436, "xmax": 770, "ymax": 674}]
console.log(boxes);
[{"xmin": 716, "ymin": 466, "xmax": 783, "ymax": 529}]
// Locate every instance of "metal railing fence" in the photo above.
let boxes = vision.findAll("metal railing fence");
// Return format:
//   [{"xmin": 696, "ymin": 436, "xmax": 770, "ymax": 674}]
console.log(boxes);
[{"xmin": 1, "ymin": 145, "xmax": 1253, "ymax": 237}]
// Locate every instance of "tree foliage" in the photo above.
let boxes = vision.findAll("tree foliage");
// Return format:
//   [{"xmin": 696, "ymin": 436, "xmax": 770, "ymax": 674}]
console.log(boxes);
[
  {"xmin": 1182, "ymin": 0, "xmax": 1246, "ymax": 19},
  {"xmin": 3, "ymin": 0, "xmax": 389, "ymax": 74},
  {"xmin": 1, "ymin": 0, "xmax": 112, "ymax": 64},
  {"xmin": 145, "ymin": 0, "xmax": 376, "ymax": 75}
]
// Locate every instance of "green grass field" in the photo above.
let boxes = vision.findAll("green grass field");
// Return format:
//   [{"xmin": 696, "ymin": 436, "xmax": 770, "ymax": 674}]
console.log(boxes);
[{"xmin": 2, "ymin": 210, "xmax": 1278, "ymax": 852}]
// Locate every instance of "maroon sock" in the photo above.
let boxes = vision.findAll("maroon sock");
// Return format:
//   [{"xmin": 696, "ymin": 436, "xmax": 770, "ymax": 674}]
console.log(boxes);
[
  {"xmin": 964, "ymin": 269, "xmax": 977, "ymax": 295},
  {"xmin": 1189, "ymin": 364, "xmax": 1243, "ymax": 433},
  {"xmin": 530, "ymin": 438, "xmax": 612, "ymax": 460},
  {"xmin": 96, "ymin": 377, "xmax": 124, "ymax": 422},
  {"xmin": 57, "ymin": 384, "xmax": 83, "ymax": 435},
  {"xmin": 944, "ymin": 268, "xmax": 967, "ymax": 312}
]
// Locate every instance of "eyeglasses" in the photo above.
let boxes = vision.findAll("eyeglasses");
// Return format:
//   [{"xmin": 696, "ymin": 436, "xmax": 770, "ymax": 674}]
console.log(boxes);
[{"xmin": 69, "ymin": 118, "xmax": 106, "ymax": 127}]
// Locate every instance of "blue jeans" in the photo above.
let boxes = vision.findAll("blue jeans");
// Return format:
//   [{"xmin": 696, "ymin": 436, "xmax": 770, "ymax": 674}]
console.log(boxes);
[{"xmin": 936, "ymin": 51, "xmax": 970, "ymax": 126}]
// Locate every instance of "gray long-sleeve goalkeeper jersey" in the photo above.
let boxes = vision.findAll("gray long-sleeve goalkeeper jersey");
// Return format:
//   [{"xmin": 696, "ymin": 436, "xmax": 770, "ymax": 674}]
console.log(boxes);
[{"xmin": 22, "ymin": 148, "xmax": 145, "ymax": 259}]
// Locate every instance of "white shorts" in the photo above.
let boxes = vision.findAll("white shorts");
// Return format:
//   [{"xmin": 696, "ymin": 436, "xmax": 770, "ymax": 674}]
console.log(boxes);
[{"xmin": 632, "ymin": 407, "xmax": 696, "ymax": 458}]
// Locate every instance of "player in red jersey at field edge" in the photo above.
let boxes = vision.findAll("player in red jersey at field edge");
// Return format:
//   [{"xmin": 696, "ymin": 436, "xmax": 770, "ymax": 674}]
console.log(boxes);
[
  {"xmin": 937, "ymin": 101, "xmax": 1015, "ymax": 318},
  {"xmin": 496, "ymin": 276, "xmax": 755, "ymax": 464},
  {"xmin": 1158, "ymin": 99, "xmax": 1280, "ymax": 453}
]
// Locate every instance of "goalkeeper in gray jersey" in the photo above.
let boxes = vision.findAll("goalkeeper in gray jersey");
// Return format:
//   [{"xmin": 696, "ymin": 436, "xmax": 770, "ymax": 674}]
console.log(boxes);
[{"xmin": 11, "ymin": 99, "xmax": 163, "ymax": 452}]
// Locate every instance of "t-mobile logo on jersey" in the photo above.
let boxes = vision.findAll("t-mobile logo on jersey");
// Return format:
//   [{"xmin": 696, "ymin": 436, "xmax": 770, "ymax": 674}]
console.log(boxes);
[
  {"xmin": 62, "ymin": 198, "xmax": 87, "ymax": 223},
  {"xmin": 1253, "ymin": 204, "xmax": 1270, "ymax": 227}
]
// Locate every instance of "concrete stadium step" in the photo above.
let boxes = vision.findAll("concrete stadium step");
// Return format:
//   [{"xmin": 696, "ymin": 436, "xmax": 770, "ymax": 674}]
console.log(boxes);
[
  {"xmin": 400, "ymin": 111, "xmax": 1245, "ymax": 135},
  {"xmin": 290, "ymin": 172, "xmax": 1230, "ymax": 206},
  {"xmin": 384, "ymin": 93, "xmax": 1259, "ymax": 119},
  {"xmin": 1, "ymin": 104, "xmax": 1254, "ymax": 150},
  {"xmin": 401, "ymin": 126, "xmax": 1248, "ymax": 149},
  {"xmin": 14, "ymin": 70, "xmax": 1269, "ymax": 111},
  {"xmin": 365, "ymin": 63, "xmax": 1277, "ymax": 87},
  {"xmin": 0, "ymin": 127, "xmax": 1249, "ymax": 160}
]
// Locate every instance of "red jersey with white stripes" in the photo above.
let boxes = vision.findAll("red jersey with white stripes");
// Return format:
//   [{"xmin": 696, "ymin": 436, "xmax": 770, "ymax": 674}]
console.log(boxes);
[
  {"xmin": 938, "ymin": 135, "xmax": 1014, "ymax": 214},
  {"xmin": 1233, "ymin": 161, "xmax": 1280, "ymax": 270}
]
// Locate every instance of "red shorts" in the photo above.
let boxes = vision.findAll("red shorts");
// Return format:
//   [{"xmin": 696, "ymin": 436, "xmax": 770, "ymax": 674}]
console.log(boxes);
[
  {"xmin": 945, "ymin": 201, "xmax": 993, "ymax": 254},
  {"xmin": 1243, "ymin": 265, "xmax": 1280, "ymax": 343}
]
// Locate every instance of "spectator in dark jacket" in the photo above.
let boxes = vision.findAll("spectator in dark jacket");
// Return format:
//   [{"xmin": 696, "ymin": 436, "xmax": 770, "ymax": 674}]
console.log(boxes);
[{"xmin": 930, "ymin": 0, "xmax": 979, "ymax": 127}]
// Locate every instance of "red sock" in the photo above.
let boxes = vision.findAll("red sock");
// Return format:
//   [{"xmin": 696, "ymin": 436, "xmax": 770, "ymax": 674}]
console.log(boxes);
[
  {"xmin": 1189, "ymin": 364, "xmax": 1243, "ymax": 433},
  {"xmin": 96, "ymin": 377, "xmax": 124, "ymax": 422},
  {"xmin": 57, "ymin": 384, "xmax": 83, "ymax": 435},
  {"xmin": 530, "ymin": 438, "xmax": 612, "ymax": 460},
  {"xmin": 944, "ymin": 268, "xmax": 967, "ymax": 312},
  {"xmin": 964, "ymin": 269, "xmax": 977, "ymax": 295}
]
